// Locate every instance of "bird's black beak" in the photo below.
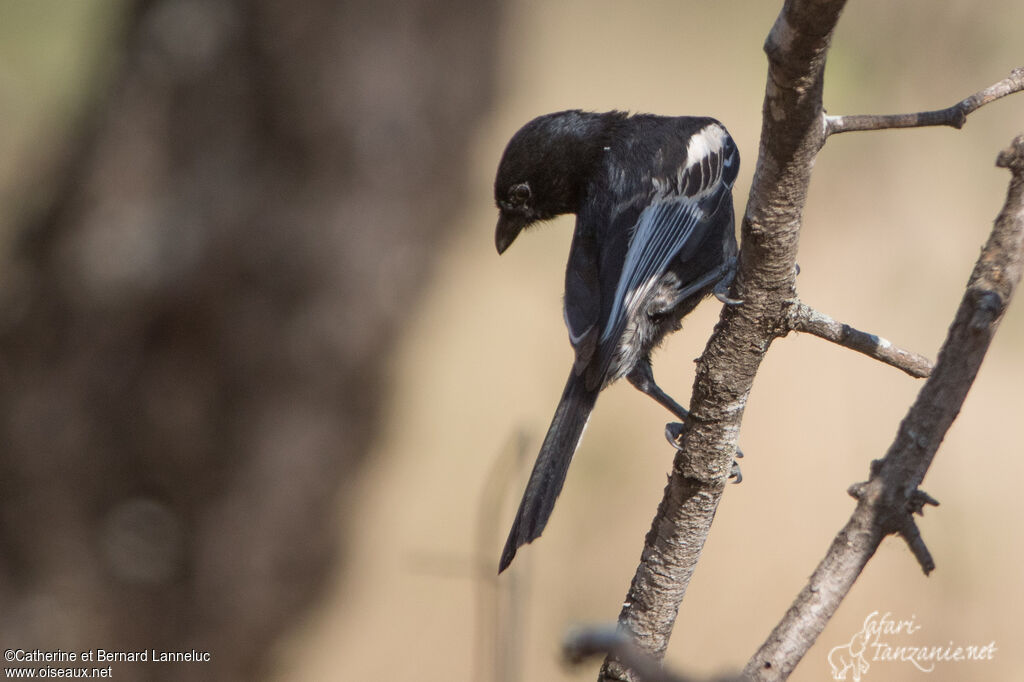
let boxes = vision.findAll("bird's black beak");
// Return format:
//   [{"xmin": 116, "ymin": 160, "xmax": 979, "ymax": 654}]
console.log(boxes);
[{"xmin": 495, "ymin": 213, "xmax": 527, "ymax": 255}]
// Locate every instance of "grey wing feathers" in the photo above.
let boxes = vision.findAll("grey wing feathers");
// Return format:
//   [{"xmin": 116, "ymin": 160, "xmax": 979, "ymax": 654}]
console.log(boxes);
[{"xmin": 599, "ymin": 124, "xmax": 739, "ymax": 348}]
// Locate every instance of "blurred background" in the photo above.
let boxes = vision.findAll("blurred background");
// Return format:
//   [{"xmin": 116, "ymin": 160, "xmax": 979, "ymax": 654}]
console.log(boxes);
[{"xmin": 0, "ymin": 1, "xmax": 1021, "ymax": 681}]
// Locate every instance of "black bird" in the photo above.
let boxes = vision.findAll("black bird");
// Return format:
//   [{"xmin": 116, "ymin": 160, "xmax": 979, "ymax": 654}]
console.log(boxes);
[{"xmin": 494, "ymin": 110, "xmax": 740, "ymax": 572}]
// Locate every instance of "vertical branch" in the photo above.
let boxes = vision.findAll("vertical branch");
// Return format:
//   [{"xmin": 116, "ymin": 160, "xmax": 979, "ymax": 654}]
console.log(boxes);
[{"xmin": 599, "ymin": 1, "xmax": 848, "ymax": 680}]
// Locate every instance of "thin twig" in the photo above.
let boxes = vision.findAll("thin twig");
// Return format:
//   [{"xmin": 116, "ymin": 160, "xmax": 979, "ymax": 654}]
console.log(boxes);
[
  {"xmin": 567, "ymin": 626, "xmax": 745, "ymax": 682},
  {"xmin": 568, "ymin": 627, "xmax": 690, "ymax": 682},
  {"xmin": 744, "ymin": 135, "xmax": 1024, "ymax": 681},
  {"xmin": 824, "ymin": 67, "xmax": 1024, "ymax": 136},
  {"xmin": 476, "ymin": 431, "xmax": 530, "ymax": 682},
  {"xmin": 788, "ymin": 301, "xmax": 933, "ymax": 378},
  {"xmin": 895, "ymin": 514, "xmax": 936, "ymax": 575}
]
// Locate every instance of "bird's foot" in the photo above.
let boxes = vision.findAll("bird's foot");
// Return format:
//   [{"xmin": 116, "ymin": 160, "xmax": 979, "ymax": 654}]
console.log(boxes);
[
  {"xmin": 664, "ymin": 422, "xmax": 744, "ymax": 484},
  {"xmin": 664, "ymin": 421, "xmax": 686, "ymax": 446},
  {"xmin": 730, "ymin": 452, "xmax": 743, "ymax": 484}
]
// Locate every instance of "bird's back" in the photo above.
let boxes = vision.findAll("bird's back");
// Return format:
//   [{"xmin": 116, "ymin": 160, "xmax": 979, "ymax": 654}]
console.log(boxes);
[{"xmin": 571, "ymin": 115, "xmax": 739, "ymax": 387}]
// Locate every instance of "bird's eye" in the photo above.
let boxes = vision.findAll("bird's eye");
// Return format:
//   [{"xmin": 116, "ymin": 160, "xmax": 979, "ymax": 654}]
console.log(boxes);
[{"xmin": 510, "ymin": 183, "xmax": 531, "ymax": 203}]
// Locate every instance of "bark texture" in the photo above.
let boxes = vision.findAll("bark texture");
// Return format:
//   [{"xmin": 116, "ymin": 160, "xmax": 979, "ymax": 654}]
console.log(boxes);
[
  {"xmin": 600, "ymin": 2, "xmax": 849, "ymax": 679},
  {"xmin": 600, "ymin": 1, "xmax": 1024, "ymax": 680}
]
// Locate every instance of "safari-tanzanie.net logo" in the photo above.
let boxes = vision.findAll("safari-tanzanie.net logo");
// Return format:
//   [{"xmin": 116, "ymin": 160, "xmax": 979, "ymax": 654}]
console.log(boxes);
[{"xmin": 827, "ymin": 611, "xmax": 996, "ymax": 680}]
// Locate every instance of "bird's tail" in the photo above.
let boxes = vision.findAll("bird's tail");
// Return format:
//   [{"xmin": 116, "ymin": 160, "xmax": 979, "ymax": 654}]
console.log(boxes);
[{"xmin": 499, "ymin": 370, "xmax": 600, "ymax": 572}]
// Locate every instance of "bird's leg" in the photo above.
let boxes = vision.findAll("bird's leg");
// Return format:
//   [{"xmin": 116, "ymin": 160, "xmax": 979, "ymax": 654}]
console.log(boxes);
[
  {"xmin": 627, "ymin": 359, "xmax": 689, "ymax": 421},
  {"xmin": 631, "ymin": 360, "xmax": 743, "ymax": 483}
]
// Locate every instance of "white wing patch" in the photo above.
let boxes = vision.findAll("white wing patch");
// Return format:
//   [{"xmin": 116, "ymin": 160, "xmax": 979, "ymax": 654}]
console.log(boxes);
[
  {"xmin": 685, "ymin": 124, "xmax": 728, "ymax": 172},
  {"xmin": 650, "ymin": 123, "xmax": 731, "ymax": 202}
]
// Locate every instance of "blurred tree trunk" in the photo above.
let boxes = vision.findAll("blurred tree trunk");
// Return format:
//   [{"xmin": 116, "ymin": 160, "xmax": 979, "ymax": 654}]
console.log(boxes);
[{"xmin": 0, "ymin": 0, "xmax": 501, "ymax": 679}]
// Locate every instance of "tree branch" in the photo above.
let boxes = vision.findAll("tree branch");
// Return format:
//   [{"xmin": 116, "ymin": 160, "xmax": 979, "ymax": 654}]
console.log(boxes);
[
  {"xmin": 599, "ymin": 1, "xmax": 849, "ymax": 679},
  {"xmin": 600, "ymin": 3, "xmax": 1024, "ymax": 681},
  {"xmin": 824, "ymin": 67, "xmax": 1024, "ymax": 136},
  {"xmin": 744, "ymin": 135, "xmax": 1024, "ymax": 681},
  {"xmin": 787, "ymin": 301, "xmax": 933, "ymax": 378}
]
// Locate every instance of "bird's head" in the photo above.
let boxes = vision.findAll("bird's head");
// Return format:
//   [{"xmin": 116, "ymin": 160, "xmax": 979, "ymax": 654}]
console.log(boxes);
[{"xmin": 493, "ymin": 110, "xmax": 620, "ymax": 254}]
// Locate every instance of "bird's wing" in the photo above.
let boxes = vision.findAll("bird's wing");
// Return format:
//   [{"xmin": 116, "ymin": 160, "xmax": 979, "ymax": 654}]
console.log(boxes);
[
  {"xmin": 563, "ymin": 228, "xmax": 602, "ymax": 373},
  {"xmin": 598, "ymin": 124, "xmax": 739, "ymax": 362}
]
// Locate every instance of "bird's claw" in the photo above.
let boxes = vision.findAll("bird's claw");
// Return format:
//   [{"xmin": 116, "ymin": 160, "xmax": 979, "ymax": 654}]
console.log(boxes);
[
  {"xmin": 713, "ymin": 263, "xmax": 742, "ymax": 306},
  {"xmin": 714, "ymin": 290, "xmax": 743, "ymax": 306},
  {"xmin": 729, "ymin": 459, "xmax": 743, "ymax": 484}
]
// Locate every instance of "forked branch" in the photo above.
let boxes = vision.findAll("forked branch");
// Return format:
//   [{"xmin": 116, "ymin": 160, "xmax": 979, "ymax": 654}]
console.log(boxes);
[
  {"xmin": 599, "ymin": 3, "xmax": 1024, "ymax": 681},
  {"xmin": 600, "ymin": 1, "xmax": 849, "ymax": 678},
  {"xmin": 744, "ymin": 136, "xmax": 1024, "ymax": 681}
]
